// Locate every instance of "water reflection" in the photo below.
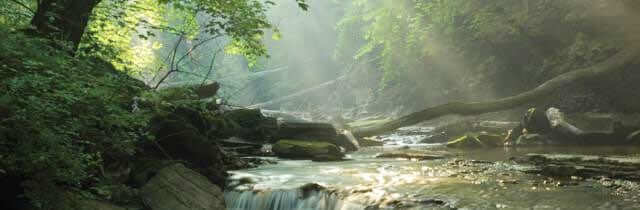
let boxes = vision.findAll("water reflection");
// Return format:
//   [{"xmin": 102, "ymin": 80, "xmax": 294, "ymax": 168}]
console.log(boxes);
[{"xmin": 226, "ymin": 127, "xmax": 640, "ymax": 209}]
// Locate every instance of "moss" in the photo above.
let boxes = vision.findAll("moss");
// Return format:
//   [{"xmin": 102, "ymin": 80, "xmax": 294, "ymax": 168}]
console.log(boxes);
[
  {"xmin": 224, "ymin": 109, "xmax": 264, "ymax": 128},
  {"xmin": 358, "ymin": 138, "xmax": 384, "ymax": 147},
  {"xmin": 272, "ymin": 139, "xmax": 344, "ymax": 161}
]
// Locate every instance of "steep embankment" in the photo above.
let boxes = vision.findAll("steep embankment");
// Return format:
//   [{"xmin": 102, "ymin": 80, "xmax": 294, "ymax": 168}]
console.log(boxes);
[{"xmin": 0, "ymin": 29, "xmax": 263, "ymax": 209}]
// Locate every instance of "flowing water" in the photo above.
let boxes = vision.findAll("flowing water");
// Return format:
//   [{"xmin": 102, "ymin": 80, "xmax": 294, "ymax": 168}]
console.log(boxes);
[{"xmin": 224, "ymin": 126, "xmax": 640, "ymax": 210}]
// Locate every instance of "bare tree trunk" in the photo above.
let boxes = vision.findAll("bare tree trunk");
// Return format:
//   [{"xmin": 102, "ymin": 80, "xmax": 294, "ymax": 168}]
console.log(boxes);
[
  {"xmin": 352, "ymin": 45, "xmax": 640, "ymax": 137},
  {"xmin": 30, "ymin": 0, "xmax": 101, "ymax": 53}
]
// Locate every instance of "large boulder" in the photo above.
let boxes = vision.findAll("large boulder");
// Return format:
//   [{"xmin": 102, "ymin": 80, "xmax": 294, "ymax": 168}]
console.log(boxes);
[
  {"xmin": 149, "ymin": 108, "xmax": 228, "ymax": 186},
  {"xmin": 272, "ymin": 140, "xmax": 344, "ymax": 161},
  {"xmin": 141, "ymin": 164, "xmax": 225, "ymax": 210},
  {"xmin": 276, "ymin": 122, "xmax": 358, "ymax": 151},
  {"xmin": 522, "ymin": 108, "xmax": 551, "ymax": 134},
  {"xmin": 219, "ymin": 108, "xmax": 278, "ymax": 142}
]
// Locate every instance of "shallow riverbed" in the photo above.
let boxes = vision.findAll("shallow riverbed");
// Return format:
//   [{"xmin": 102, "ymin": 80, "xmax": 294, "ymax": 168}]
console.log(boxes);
[{"xmin": 225, "ymin": 127, "xmax": 640, "ymax": 210}]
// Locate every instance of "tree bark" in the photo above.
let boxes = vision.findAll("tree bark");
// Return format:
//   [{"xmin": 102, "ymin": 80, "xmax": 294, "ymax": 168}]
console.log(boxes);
[
  {"xmin": 352, "ymin": 45, "xmax": 640, "ymax": 137},
  {"xmin": 30, "ymin": 0, "xmax": 101, "ymax": 53}
]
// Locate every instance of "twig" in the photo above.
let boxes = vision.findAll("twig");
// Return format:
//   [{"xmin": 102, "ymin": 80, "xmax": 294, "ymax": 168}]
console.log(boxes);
[{"xmin": 154, "ymin": 35, "xmax": 184, "ymax": 89}]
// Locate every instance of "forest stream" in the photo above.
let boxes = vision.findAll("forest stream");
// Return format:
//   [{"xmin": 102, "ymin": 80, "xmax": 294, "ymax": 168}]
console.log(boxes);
[{"xmin": 224, "ymin": 126, "xmax": 640, "ymax": 210}]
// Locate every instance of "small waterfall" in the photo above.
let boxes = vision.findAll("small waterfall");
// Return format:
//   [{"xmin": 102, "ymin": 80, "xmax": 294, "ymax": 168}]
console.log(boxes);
[{"xmin": 224, "ymin": 189, "xmax": 343, "ymax": 210}]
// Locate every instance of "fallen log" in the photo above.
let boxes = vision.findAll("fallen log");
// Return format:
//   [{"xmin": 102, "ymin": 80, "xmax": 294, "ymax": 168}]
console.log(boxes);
[{"xmin": 352, "ymin": 45, "xmax": 640, "ymax": 137}]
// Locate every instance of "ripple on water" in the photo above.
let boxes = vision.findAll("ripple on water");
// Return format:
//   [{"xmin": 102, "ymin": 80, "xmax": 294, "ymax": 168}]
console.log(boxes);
[{"xmin": 226, "ymin": 127, "xmax": 640, "ymax": 209}]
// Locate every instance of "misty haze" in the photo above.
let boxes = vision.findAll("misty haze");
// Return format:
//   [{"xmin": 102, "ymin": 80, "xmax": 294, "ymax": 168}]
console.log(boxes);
[{"xmin": 1, "ymin": 0, "xmax": 640, "ymax": 209}]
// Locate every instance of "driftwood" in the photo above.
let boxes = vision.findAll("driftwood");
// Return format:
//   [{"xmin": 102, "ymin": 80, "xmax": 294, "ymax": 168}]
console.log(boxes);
[{"xmin": 352, "ymin": 45, "xmax": 640, "ymax": 137}]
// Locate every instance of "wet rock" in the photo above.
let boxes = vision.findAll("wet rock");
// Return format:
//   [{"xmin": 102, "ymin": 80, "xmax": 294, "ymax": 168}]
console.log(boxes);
[
  {"xmin": 277, "ymin": 122, "xmax": 359, "ymax": 151},
  {"xmin": 375, "ymin": 152, "xmax": 447, "ymax": 161},
  {"xmin": 516, "ymin": 134, "xmax": 552, "ymax": 146},
  {"xmin": 522, "ymin": 108, "xmax": 551, "ymax": 134},
  {"xmin": 277, "ymin": 122, "xmax": 337, "ymax": 139},
  {"xmin": 129, "ymin": 159, "xmax": 176, "ymax": 188},
  {"xmin": 224, "ymin": 108, "xmax": 264, "ymax": 128},
  {"xmin": 497, "ymin": 179, "xmax": 519, "ymax": 185},
  {"xmin": 223, "ymin": 108, "xmax": 278, "ymax": 141},
  {"xmin": 513, "ymin": 154, "xmax": 640, "ymax": 181},
  {"xmin": 272, "ymin": 139, "xmax": 344, "ymax": 161},
  {"xmin": 141, "ymin": 164, "xmax": 225, "ymax": 210},
  {"xmin": 150, "ymin": 109, "xmax": 226, "ymax": 170},
  {"xmin": 541, "ymin": 165, "xmax": 578, "ymax": 177},
  {"xmin": 476, "ymin": 134, "xmax": 505, "ymax": 147},
  {"xmin": 358, "ymin": 137, "xmax": 384, "ymax": 147},
  {"xmin": 299, "ymin": 183, "xmax": 327, "ymax": 199},
  {"xmin": 224, "ymin": 157, "xmax": 277, "ymax": 170}
]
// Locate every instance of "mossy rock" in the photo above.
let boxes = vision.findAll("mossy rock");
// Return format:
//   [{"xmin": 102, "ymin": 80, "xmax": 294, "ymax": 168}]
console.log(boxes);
[
  {"xmin": 129, "ymin": 159, "xmax": 176, "ymax": 188},
  {"xmin": 522, "ymin": 108, "xmax": 551, "ymax": 133},
  {"xmin": 272, "ymin": 140, "xmax": 344, "ymax": 161},
  {"xmin": 224, "ymin": 109, "xmax": 264, "ymax": 128},
  {"xmin": 446, "ymin": 133, "xmax": 505, "ymax": 148},
  {"xmin": 141, "ymin": 164, "xmax": 225, "ymax": 210},
  {"xmin": 358, "ymin": 138, "xmax": 384, "ymax": 147}
]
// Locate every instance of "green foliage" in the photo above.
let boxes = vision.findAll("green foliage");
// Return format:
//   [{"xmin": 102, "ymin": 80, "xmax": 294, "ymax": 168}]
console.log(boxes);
[
  {"xmin": 0, "ymin": 29, "xmax": 150, "ymax": 208},
  {"xmin": 0, "ymin": 0, "xmax": 34, "ymax": 27},
  {"xmin": 336, "ymin": 0, "xmax": 629, "ymax": 109}
]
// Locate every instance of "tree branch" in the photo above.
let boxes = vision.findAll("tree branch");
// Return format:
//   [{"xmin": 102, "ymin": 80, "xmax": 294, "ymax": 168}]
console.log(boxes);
[{"xmin": 7, "ymin": 0, "xmax": 35, "ymax": 14}]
